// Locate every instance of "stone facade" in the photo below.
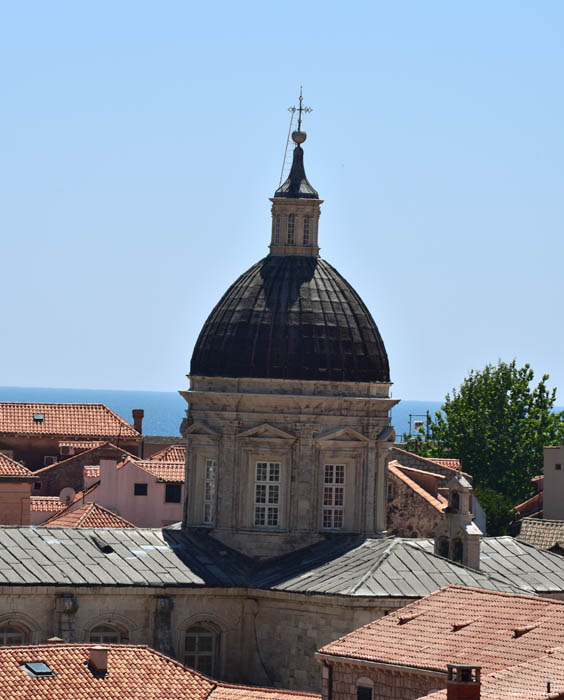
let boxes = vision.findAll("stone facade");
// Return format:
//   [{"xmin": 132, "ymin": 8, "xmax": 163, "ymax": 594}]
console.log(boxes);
[
  {"xmin": 543, "ymin": 445, "xmax": 564, "ymax": 520},
  {"xmin": 386, "ymin": 465, "xmax": 444, "ymax": 538},
  {"xmin": 0, "ymin": 481, "xmax": 33, "ymax": 525},
  {"xmin": 319, "ymin": 661, "xmax": 444, "ymax": 700},
  {"xmin": 182, "ymin": 376, "xmax": 397, "ymax": 559},
  {"xmin": 0, "ymin": 584, "xmax": 404, "ymax": 691}
]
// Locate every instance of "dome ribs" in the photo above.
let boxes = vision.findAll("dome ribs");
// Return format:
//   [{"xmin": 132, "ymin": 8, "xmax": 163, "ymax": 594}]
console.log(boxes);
[{"xmin": 190, "ymin": 255, "xmax": 390, "ymax": 383}]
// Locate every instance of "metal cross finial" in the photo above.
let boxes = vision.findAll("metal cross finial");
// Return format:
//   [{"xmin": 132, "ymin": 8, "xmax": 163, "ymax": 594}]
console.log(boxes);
[{"xmin": 288, "ymin": 86, "xmax": 312, "ymax": 131}]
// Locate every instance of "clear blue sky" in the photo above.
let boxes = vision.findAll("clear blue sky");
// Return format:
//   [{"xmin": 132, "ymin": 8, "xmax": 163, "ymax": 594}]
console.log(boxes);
[{"xmin": 1, "ymin": 1, "xmax": 563, "ymax": 401}]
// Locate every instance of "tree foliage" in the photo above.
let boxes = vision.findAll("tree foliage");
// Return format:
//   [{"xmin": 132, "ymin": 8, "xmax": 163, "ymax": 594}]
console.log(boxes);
[{"xmin": 405, "ymin": 360, "xmax": 564, "ymax": 533}]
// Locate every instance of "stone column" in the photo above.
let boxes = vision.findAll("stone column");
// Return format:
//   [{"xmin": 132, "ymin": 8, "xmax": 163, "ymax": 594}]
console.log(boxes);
[
  {"xmin": 218, "ymin": 421, "xmax": 240, "ymax": 531},
  {"xmin": 295, "ymin": 423, "xmax": 316, "ymax": 533},
  {"xmin": 56, "ymin": 594, "xmax": 78, "ymax": 641},
  {"xmin": 153, "ymin": 595, "xmax": 175, "ymax": 657}
]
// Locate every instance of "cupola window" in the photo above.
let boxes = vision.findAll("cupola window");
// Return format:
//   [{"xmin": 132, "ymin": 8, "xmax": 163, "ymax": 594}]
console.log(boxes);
[
  {"xmin": 322, "ymin": 464, "xmax": 345, "ymax": 529},
  {"xmin": 254, "ymin": 461, "xmax": 280, "ymax": 527},
  {"xmin": 303, "ymin": 215, "xmax": 310, "ymax": 245},
  {"xmin": 274, "ymin": 214, "xmax": 280, "ymax": 244},
  {"xmin": 287, "ymin": 214, "xmax": 295, "ymax": 245},
  {"xmin": 203, "ymin": 458, "xmax": 216, "ymax": 524}
]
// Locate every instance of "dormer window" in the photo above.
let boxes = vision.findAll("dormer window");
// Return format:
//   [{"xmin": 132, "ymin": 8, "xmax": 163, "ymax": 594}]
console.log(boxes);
[
  {"xmin": 303, "ymin": 215, "xmax": 310, "ymax": 245},
  {"xmin": 274, "ymin": 214, "xmax": 280, "ymax": 244},
  {"xmin": 287, "ymin": 214, "xmax": 295, "ymax": 245}
]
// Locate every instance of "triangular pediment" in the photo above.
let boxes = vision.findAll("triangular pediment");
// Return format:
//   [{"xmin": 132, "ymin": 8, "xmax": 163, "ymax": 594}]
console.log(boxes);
[
  {"xmin": 237, "ymin": 423, "xmax": 295, "ymax": 440},
  {"xmin": 184, "ymin": 421, "xmax": 218, "ymax": 436},
  {"xmin": 316, "ymin": 427, "xmax": 369, "ymax": 443}
]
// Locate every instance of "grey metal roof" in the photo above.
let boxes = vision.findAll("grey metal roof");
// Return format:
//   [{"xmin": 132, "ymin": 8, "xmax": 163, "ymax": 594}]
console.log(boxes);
[
  {"xmin": 255, "ymin": 537, "xmax": 530, "ymax": 598},
  {"xmin": 0, "ymin": 528, "xmax": 560, "ymax": 598},
  {"xmin": 0, "ymin": 526, "xmax": 249, "ymax": 588},
  {"xmin": 414, "ymin": 536, "xmax": 564, "ymax": 596}
]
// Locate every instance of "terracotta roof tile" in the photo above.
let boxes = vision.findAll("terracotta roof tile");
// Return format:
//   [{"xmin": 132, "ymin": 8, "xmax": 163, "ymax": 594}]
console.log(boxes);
[
  {"xmin": 41, "ymin": 502, "xmax": 135, "ymax": 528},
  {"xmin": 388, "ymin": 462, "xmax": 446, "ymax": 512},
  {"xmin": 0, "ymin": 643, "xmax": 214, "ymax": 699},
  {"xmin": 58, "ymin": 440, "xmax": 105, "ymax": 450},
  {"xmin": 0, "ymin": 403, "xmax": 140, "ymax": 439},
  {"xmin": 514, "ymin": 492, "xmax": 543, "ymax": 521},
  {"xmin": 518, "ymin": 518, "xmax": 564, "ymax": 549},
  {"xmin": 425, "ymin": 646, "xmax": 564, "ymax": 699},
  {"xmin": 0, "ymin": 452, "xmax": 35, "ymax": 478},
  {"xmin": 430, "ymin": 458, "xmax": 462, "ymax": 469},
  {"xmin": 35, "ymin": 442, "xmax": 137, "ymax": 475},
  {"xmin": 30, "ymin": 496, "xmax": 66, "ymax": 513},
  {"xmin": 120, "ymin": 456, "xmax": 185, "ymax": 483},
  {"xmin": 212, "ymin": 684, "xmax": 319, "ymax": 700},
  {"xmin": 83, "ymin": 465, "xmax": 100, "ymax": 478},
  {"xmin": 151, "ymin": 444, "xmax": 186, "ymax": 463},
  {"xmin": 319, "ymin": 585, "xmax": 564, "ymax": 676}
]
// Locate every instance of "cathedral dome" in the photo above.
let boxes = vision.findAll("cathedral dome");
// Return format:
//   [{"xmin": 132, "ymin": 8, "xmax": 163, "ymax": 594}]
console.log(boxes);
[{"xmin": 190, "ymin": 255, "xmax": 390, "ymax": 383}]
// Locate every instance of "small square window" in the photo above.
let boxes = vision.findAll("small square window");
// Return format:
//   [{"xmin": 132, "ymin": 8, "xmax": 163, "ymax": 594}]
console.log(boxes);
[
  {"xmin": 32, "ymin": 413, "xmax": 44, "ymax": 423},
  {"xmin": 22, "ymin": 661, "xmax": 54, "ymax": 678},
  {"xmin": 34, "ymin": 482, "xmax": 41, "ymax": 490},
  {"xmin": 134, "ymin": 483, "xmax": 148, "ymax": 496},
  {"xmin": 556, "ymin": 464, "xmax": 562, "ymax": 471},
  {"xmin": 165, "ymin": 483, "xmax": 181, "ymax": 503}
]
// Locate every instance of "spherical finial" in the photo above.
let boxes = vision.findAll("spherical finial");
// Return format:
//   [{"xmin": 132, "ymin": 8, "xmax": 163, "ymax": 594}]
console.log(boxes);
[{"xmin": 292, "ymin": 130, "xmax": 307, "ymax": 145}]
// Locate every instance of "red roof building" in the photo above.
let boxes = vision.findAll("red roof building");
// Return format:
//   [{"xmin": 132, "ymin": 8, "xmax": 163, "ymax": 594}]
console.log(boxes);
[
  {"xmin": 40, "ymin": 501, "xmax": 135, "ymax": 528},
  {"xmin": 0, "ymin": 451, "xmax": 36, "ymax": 525},
  {"xmin": 0, "ymin": 643, "xmax": 318, "ymax": 700},
  {"xmin": 317, "ymin": 585, "xmax": 564, "ymax": 700},
  {"xmin": 0, "ymin": 403, "xmax": 142, "ymax": 469}
]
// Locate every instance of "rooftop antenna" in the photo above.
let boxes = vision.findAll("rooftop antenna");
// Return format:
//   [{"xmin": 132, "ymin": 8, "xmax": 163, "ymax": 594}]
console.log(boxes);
[{"xmin": 279, "ymin": 87, "xmax": 312, "ymax": 186}]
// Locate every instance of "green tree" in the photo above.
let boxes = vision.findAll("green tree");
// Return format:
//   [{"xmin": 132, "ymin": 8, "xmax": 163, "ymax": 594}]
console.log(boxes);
[{"xmin": 405, "ymin": 360, "xmax": 564, "ymax": 534}]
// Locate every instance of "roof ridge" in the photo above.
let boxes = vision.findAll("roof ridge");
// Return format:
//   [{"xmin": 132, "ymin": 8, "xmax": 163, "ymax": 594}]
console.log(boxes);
[
  {"xmin": 215, "ymin": 682, "xmax": 319, "ymax": 697},
  {"xmin": 388, "ymin": 463, "xmax": 445, "ymax": 511},
  {"xmin": 350, "ymin": 538, "xmax": 400, "ymax": 595}
]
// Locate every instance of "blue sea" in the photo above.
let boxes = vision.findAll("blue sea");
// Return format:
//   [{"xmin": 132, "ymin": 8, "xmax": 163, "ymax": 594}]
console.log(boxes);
[{"xmin": 0, "ymin": 386, "xmax": 441, "ymax": 439}]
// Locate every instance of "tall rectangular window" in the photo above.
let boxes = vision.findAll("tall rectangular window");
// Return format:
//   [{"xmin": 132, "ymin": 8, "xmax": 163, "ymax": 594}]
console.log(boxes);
[
  {"xmin": 287, "ymin": 214, "xmax": 295, "ymax": 245},
  {"xmin": 254, "ymin": 461, "xmax": 280, "ymax": 527},
  {"xmin": 322, "ymin": 464, "xmax": 345, "ymax": 529},
  {"xmin": 274, "ymin": 214, "xmax": 280, "ymax": 244},
  {"xmin": 203, "ymin": 459, "xmax": 216, "ymax": 524},
  {"xmin": 303, "ymin": 215, "xmax": 310, "ymax": 245}
]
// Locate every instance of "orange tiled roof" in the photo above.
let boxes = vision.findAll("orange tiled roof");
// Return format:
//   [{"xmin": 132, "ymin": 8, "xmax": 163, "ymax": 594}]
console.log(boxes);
[
  {"xmin": 0, "ymin": 452, "xmax": 35, "ymax": 478},
  {"xmin": 30, "ymin": 496, "xmax": 66, "ymax": 513},
  {"xmin": 41, "ymin": 502, "xmax": 135, "ymax": 528},
  {"xmin": 212, "ymin": 684, "xmax": 320, "ymax": 700},
  {"xmin": 318, "ymin": 585, "xmax": 564, "ymax": 677},
  {"xmin": 388, "ymin": 462, "xmax": 447, "ymax": 512},
  {"xmin": 151, "ymin": 444, "xmax": 186, "ymax": 463},
  {"xmin": 430, "ymin": 458, "xmax": 461, "ymax": 469},
  {"xmin": 58, "ymin": 440, "xmax": 105, "ymax": 450},
  {"xmin": 0, "ymin": 643, "xmax": 214, "ymax": 700},
  {"xmin": 120, "ymin": 456, "xmax": 185, "ymax": 483},
  {"xmin": 35, "ymin": 442, "xmax": 137, "ymax": 475},
  {"xmin": 0, "ymin": 403, "xmax": 140, "ymax": 439},
  {"xmin": 424, "ymin": 646, "xmax": 564, "ymax": 699},
  {"xmin": 83, "ymin": 465, "xmax": 100, "ymax": 478}
]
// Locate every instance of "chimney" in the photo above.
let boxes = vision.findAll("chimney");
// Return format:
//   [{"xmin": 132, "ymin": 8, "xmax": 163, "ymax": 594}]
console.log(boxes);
[
  {"xmin": 132, "ymin": 409, "xmax": 144, "ymax": 434},
  {"xmin": 88, "ymin": 646, "xmax": 109, "ymax": 675},
  {"xmin": 446, "ymin": 664, "xmax": 481, "ymax": 700},
  {"xmin": 47, "ymin": 636, "xmax": 64, "ymax": 644}
]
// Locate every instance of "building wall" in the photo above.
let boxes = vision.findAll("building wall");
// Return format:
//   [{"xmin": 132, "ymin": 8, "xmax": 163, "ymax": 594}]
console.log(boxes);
[
  {"xmin": 0, "ymin": 435, "xmax": 140, "ymax": 471},
  {"xmin": 320, "ymin": 661, "xmax": 445, "ymax": 700},
  {"xmin": 543, "ymin": 446, "xmax": 564, "ymax": 520},
  {"xmin": 0, "ymin": 481, "xmax": 32, "ymax": 525},
  {"xmin": 182, "ymin": 376, "xmax": 398, "ymax": 559},
  {"xmin": 386, "ymin": 471, "xmax": 442, "ymax": 538},
  {"xmin": 0, "ymin": 585, "xmax": 404, "ymax": 692},
  {"xmin": 84, "ymin": 458, "xmax": 183, "ymax": 527}
]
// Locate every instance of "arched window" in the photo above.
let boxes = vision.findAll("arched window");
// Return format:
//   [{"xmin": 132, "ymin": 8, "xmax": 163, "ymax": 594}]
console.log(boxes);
[
  {"xmin": 274, "ymin": 215, "xmax": 280, "ymax": 244},
  {"xmin": 356, "ymin": 677, "xmax": 374, "ymax": 700},
  {"xmin": 303, "ymin": 215, "xmax": 310, "ymax": 245},
  {"xmin": 450, "ymin": 491, "xmax": 460, "ymax": 511},
  {"xmin": 184, "ymin": 624, "xmax": 219, "ymax": 676},
  {"xmin": 0, "ymin": 624, "xmax": 29, "ymax": 645},
  {"xmin": 452, "ymin": 538, "xmax": 463, "ymax": 563},
  {"xmin": 287, "ymin": 214, "xmax": 295, "ymax": 245},
  {"xmin": 437, "ymin": 536, "xmax": 449, "ymax": 558},
  {"xmin": 89, "ymin": 624, "xmax": 122, "ymax": 644}
]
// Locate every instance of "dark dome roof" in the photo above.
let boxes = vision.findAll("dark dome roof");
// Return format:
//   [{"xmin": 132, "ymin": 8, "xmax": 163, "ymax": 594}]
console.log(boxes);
[{"xmin": 190, "ymin": 256, "xmax": 390, "ymax": 383}]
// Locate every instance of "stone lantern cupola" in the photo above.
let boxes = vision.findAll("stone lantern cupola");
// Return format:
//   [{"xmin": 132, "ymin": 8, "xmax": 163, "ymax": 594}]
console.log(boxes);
[
  {"xmin": 269, "ymin": 110, "xmax": 322, "ymax": 257},
  {"xmin": 434, "ymin": 472, "xmax": 482, "ymax": 570}
]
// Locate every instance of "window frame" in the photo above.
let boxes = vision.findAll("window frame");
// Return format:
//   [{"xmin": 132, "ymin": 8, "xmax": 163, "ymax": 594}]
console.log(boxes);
[
  {"xmin": 134, "ymin": 482, "xmax": 148, "ymax": 496},
  {"xmin": 203, "ymin": 458, "xmax": 216, "ymax": 525},
  {"xmin": 321, "ymin": 463, "xmax": 346, "ymax": 530},
  {"xmin": 0, "ymin": 623, "xmax": 28, "ymax": 646},
  {"xmin": 254, "ymin": 461, "xmax": 281, "ymax": 528},
  {"xmin": 184, "ymin": 623, "xmax": 219, "ymax": 676},
  {"xmin": 165, "ymin": 483, "xmax": 182, "ymax": 503},
  {"xmin": 287, "ymin": 213, "xmax": 295, "ymax": 245},
  {"xmin": 88, "ymin": 623, "xmax": 122, "ymax": 644}
]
